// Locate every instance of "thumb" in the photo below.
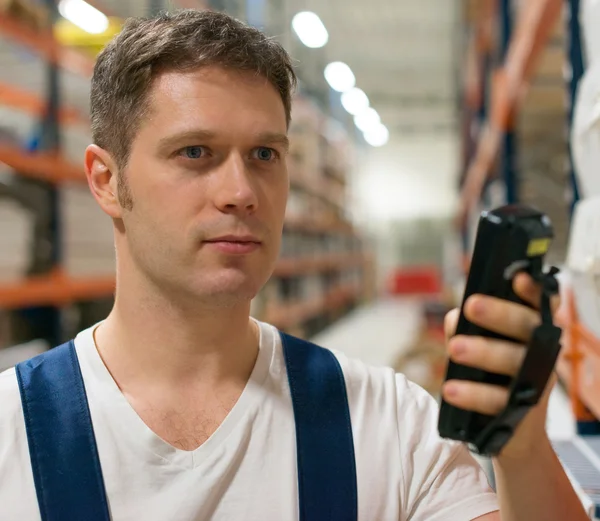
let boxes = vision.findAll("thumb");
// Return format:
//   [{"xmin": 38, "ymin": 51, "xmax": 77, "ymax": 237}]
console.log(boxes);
[{"xmin": 444, "ymin": 308, "xmax": 460, "ymax": 344}]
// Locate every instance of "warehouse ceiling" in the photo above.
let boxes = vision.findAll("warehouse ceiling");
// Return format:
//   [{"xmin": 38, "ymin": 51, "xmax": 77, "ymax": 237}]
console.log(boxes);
[
  {"xmin": 0, "ymin": 0, "xmax": 461, "ymax": 166},
  {"xmin": 97, "ymin": 0, "xmax": 462, "ymax": 138},
  {"xmin": 290, "ymin": 0, "xmax": 461, "ymax": 136}
]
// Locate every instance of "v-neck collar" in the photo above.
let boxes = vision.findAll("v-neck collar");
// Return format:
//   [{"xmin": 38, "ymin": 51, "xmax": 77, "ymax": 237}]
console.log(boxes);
[{"xmin": 74, "ymin": 319, "xmax": 276, "ymax": 470}]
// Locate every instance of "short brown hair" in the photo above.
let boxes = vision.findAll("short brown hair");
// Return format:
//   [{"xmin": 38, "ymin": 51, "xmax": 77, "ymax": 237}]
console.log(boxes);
[{"xmin": 90, "ymin": 9, "xmax": 297, "ymax": 171}]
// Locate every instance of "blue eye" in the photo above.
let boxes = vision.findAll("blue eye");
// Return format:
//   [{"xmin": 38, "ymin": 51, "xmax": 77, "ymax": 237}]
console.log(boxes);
[
  {"xmin": 183, "ymin": 146, "xmax": 205, "ymax": 159},
  {"xmin": 254, "ymin": 147, "xmax": 275, "ymax": 161}
]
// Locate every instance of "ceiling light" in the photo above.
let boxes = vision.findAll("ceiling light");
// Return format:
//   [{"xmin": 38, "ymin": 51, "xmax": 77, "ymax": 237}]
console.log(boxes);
[
  {"xmin": 324, "ymin": 61, "xmax": 355, "ymax": 92},
  {"xmin": 354, "ymin": 108, "xmax": 381, "ymax": 133},
  {"xmin": 291, "ymin": 11, "xmax": 328, "ymax": 48},
  {"xmin": 364, "ymin": 123, "xmax": 389, "ymax": 147},
  {"xmin": 341, "ymin": 88, "xmax": 369, "ymax": 116},
  {"xmin": 59, "ymin": 0, "xmax": 109, "ymax": 34}
]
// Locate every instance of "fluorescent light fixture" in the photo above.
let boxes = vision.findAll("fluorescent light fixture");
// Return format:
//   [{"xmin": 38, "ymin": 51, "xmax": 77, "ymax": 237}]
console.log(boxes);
[
  {"xmin": 58, "ymin": 0, "xmax": 109, "ymax": 35},
  {"xmin": 291, "ymin": 11, "xmax": 328, "ymax": 48},
  {"xmin": 324, "ymin": 61, "xmax": 355, "ymax": 92},
  {"xmin": 354, "ymin": 108, "xmax": 381, "ymax": 133},
  {"xmin": 364, "ymin": 123, "xmax": 389, "ymax": 147},
  {"xmin": 341, "ymin": 88, "xmax": 369, "ymax": 116}
]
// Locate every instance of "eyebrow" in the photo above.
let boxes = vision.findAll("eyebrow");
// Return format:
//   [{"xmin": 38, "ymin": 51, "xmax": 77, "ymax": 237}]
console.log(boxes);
[
  {"xmin": 256, "ymin": 132, "xmax": 290, "ymax": 152},
  {"xmin": 157, "ymin": 130, "xmax": 290, "ymax": 153},
  {"xmin": 157, "ymin": 130, "xmax": 216, "ymax": 154}
]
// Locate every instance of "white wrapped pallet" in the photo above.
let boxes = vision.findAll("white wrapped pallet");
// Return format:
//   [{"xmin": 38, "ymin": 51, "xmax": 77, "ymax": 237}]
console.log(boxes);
[
  {"xmin": 565, "ymin": 195, "xmax": 600, "ymax": 339},
  {"xmin": 0, "ymin": 199, "xmax": 34, "ymax": 282},
  {"xmin": 60, "ymin": 185, "xmax": 116, "ymax": 277},
  {"xmin": 571, "ymin": 0, "xmax": 600, "ymax": 199},
  {"xmin": 571, "ymin": 63, "xmax": 600, "ymax": 199},
  {"xmin": 582, "ymin": 0, "xmax": 600, "ymax": 65}
]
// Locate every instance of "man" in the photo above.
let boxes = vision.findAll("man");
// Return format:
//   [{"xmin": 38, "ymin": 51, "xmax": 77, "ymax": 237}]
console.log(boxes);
[{"xmin": 0, "ymin": 9, "xmax": 588, "ymax": 521}]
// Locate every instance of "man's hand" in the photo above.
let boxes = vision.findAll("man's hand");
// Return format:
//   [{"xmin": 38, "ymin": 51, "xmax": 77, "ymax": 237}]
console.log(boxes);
[{"xmin": 441, "ymin": 271, "xmax": 561, "ymax": 461}]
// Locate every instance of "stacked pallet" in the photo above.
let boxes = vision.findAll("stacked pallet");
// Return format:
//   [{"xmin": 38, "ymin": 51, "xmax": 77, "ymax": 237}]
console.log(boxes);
[
  {"xmin": 0, "ymin": 198, "xmax": 33, "ymax": 282},
  {"xmin": 60, "ymin": 185, "xmax": 115, "ymax": 277}
]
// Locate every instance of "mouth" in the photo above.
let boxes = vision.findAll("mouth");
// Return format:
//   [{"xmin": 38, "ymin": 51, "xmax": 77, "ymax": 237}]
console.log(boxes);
[
  {"xmin": 203, "ymin": 235, "xmax": 262, "ymax": 254},
  {"xmin": 205, "ymin": 234, "xmax": 262, "ymax": 244}
]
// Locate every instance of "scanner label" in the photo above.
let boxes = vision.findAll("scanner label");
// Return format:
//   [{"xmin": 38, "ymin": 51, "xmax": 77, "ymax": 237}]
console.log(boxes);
[{"xmin": 527, "ymin": 238, "xmax": 550, "ymax": 257}]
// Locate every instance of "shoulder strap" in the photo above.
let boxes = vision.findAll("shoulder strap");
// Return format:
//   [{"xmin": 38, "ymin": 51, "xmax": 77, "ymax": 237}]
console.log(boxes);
[
  {"xmin": 280, "ymin": 332, "xmax": 358, "ymax": 521},
  {"xmin": 15, "ymin": 341, "xmax": 110, "ymax": 521}
]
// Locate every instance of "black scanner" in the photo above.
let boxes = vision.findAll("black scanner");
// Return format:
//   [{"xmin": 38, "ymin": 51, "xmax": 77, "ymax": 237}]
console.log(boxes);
[{"xmin": 438, "ymin": 204, "xmax": 562, "ymax": 456}]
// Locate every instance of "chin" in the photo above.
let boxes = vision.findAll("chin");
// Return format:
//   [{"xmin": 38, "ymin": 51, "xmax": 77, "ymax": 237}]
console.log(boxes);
[{"xmin": 188, "ymin": 270, "xmax": 264, "ymax": 306}]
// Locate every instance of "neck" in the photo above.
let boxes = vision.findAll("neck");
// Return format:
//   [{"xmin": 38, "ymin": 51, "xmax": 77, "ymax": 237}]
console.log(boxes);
[{"xmin": 95, "ymin": 263, "xmax": 259, "ymax": 390}]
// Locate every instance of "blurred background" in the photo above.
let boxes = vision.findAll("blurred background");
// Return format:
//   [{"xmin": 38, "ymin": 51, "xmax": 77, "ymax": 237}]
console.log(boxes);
[{"xmin": 1, "ymin": 0, "xmax": 600, "ymax": 512}]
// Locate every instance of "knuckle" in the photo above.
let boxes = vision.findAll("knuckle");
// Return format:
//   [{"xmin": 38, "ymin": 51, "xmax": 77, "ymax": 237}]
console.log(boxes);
[
  {"xmin": 485, "ymin": 387, "xmax": 509, "ymax": 414},
  {"xmin": 514, "ymin": 307, "xmax": 539, "ymax": 340},
  {"xmin": 511, "ymin": 344, "xmax": 526, "ymax": 371},
  {"xmin": 472, "ymin": 338, "xmax": 523, "ymax": 376},
  {"xmin": 474, "ymin": 385, "xmax": 508, "ymax": 415}
]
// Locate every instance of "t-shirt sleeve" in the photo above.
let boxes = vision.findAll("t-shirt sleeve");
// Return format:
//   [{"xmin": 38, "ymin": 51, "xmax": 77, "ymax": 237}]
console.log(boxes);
[{"xmin": 395, "ymin": 373, "xmax": 499, "ymax": 521}]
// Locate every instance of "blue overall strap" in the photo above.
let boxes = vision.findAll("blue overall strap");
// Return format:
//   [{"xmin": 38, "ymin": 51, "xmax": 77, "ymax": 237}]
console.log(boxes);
[
  {"xmin": 280, "ymin": 332, "xmax": 358, "ymax": 521},
  {"xmin": 15, "ymin": 341, "xmax": 110, "ymax": 521}
]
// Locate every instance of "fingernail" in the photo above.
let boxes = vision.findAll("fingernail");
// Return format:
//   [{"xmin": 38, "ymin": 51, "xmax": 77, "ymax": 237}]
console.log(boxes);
[
  {"xmin": 470, "ymin": 297, "xmax": 485, "ymax": 316},
  {"xmin": 451, "ymin": 339, "xmax": 466, "ymax": 357},
  {"xmin": 444, "ymin": 383, "xmax": 459, "ymax": 397}
]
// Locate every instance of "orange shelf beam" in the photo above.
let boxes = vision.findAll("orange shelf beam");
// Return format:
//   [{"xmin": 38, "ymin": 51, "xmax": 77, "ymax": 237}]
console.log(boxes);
[
  {"xmin": 0, "ymin": 255, "xmax": 362, "ymax": 310},
  {"xmin": 556, "ymin": 289, "xmax": 600, "ymax": 422},
  {"xmin": 0, "ymin": 272, "xmax": 115, "ymax": 309},
  {"xmin": 265, "ymin": 283, "xmax": 360, "ymax": 330},
  {"xmin": 0, "ymin": 145, "xmax": 85, "ymax": 183},
  {"xmin": 284, "ymin": 215, "xmax": 355, "ymax": 236},
  {"xmin": 0, "ymin": 81, "xmax": 88, "ymax": 126},
  {"xmin": 0, "ymin": 13, "xmax": 95, "ymax": 78},
  {"xmin": 273, "ymin": 253, "xmax": 364, "ymax": 278},
  {"xmin": 458, "ymin": 0, "xmax": 563, "ymax": 225}
]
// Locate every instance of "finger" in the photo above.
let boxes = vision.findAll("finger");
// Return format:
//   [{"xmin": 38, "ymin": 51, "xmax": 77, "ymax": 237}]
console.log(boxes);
[
  {"xmin": 448, "ymin": 335, "xmax": 526, "ymax": 377},
  {"xmin": 442, "ymin": 380, "xmax": 508, "ymax": 416},
  {"xmin": 444, "ymin": 308, "xmax": 460, "ymax": 343},
  {"xmin": 464, "ymin": 294, "xmax": 539, "ymax": 343},
  {"xmin": 513, "ymin": 272, "xmax": 561, "ymax": 315}
]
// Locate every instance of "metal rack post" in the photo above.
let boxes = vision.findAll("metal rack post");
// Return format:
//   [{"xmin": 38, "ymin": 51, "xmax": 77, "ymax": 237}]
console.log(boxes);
[
  {"xmin": 566, "ymin": 0, "xmax": 584, "ymax": 218},
  {"xmin": 16, "ymin": 0, "xmax": 65, "ymax": 347},
  {"xmin": 499, "ymin": 0, "xmax": 517, "ymax": 204}
]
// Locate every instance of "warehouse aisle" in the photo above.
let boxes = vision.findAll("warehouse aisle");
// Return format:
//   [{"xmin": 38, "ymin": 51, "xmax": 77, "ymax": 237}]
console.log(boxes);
[{"xmin": 310, "ymin": 297, "xmax": 424, "ymax": 368}]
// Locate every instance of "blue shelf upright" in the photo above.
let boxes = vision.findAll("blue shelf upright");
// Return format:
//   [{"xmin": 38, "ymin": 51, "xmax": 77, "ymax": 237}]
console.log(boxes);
[
  {"xmin": 566, "ymin": 0, "xmax": 584, "ymax": 217},
  {"xmin": 499, "ymin": 0, "xmax": 517, "ymax": 205}
]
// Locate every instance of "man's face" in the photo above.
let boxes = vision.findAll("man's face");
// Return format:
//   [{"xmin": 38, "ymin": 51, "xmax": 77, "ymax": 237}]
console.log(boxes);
[{"xmin": 116, "ymin": 66, "xmax": 289, "ymax": 305}]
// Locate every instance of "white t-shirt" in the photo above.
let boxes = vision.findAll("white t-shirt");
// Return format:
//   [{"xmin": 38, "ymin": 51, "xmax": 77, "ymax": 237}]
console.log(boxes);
[{"xmin": 0, "ymin": 320, "xmax": 499, "ymax": 521}]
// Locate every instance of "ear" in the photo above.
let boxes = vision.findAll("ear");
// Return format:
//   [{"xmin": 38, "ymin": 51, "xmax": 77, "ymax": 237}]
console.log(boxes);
[{"xmin": 85, "ymin": 144, "xmax": 123, "ymax": 219}]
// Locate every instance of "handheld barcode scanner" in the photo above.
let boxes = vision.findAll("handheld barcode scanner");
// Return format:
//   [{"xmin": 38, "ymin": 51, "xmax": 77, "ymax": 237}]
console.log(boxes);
[{"xmin": 438, "ymin": 204, "xmax": 562, "ymax": 456}]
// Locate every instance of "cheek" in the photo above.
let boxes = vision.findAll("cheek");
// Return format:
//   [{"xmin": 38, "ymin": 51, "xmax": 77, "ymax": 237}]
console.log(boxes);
[
  {"xmin": 128, "ymin": 157, "xmax": 204, "ymax": 226},
  {"xmin": 263, "ymin": 172, "xmax": 288, "ymax": 216}
]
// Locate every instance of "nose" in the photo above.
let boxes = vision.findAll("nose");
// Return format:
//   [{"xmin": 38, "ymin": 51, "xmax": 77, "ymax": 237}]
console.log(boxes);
[{"xmin": 213, "ymin": 153, "xmax": 259, "ymax": 215}]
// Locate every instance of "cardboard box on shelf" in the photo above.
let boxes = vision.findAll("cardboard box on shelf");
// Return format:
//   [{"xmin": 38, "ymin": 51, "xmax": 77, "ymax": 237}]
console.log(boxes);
[
  {"xmin": 394, "ymin": 329, "xmax": 448, "ymax": 397},
  {"xmin": 288, "ymin": 133, "xmax": 322, "ymax": 183}
]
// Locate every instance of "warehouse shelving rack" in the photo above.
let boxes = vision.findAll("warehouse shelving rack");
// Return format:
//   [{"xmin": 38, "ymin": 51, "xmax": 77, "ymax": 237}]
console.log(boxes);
[
  {"xmin": 460, "ymin": 0, "xmax": 599, "ymax": 429},
  {"xmin": 0, "ymin": 0, "xmax": 372, "ymax": 346},
  {"xmin": 459, "ymin": 0, "xmax": 600, "ymax": 514},
  {"xmin": 459, "ymin": 0, "xmax": 564, "ymax": 230}
]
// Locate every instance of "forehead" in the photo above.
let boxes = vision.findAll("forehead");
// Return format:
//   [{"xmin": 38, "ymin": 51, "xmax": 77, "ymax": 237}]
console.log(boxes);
[{"xmin": 143, "ymin": 66, "xmax": 287, "ymax": 136}]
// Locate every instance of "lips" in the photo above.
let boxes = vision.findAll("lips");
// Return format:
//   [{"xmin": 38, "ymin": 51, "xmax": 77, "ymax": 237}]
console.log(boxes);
[
  {"xmin": 203, "ymin": 235, "xmax": 262, "ymax": 254},
  {"xmin": 205, "ymin": 235, "xmax": 261, "ymax": 244}
]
